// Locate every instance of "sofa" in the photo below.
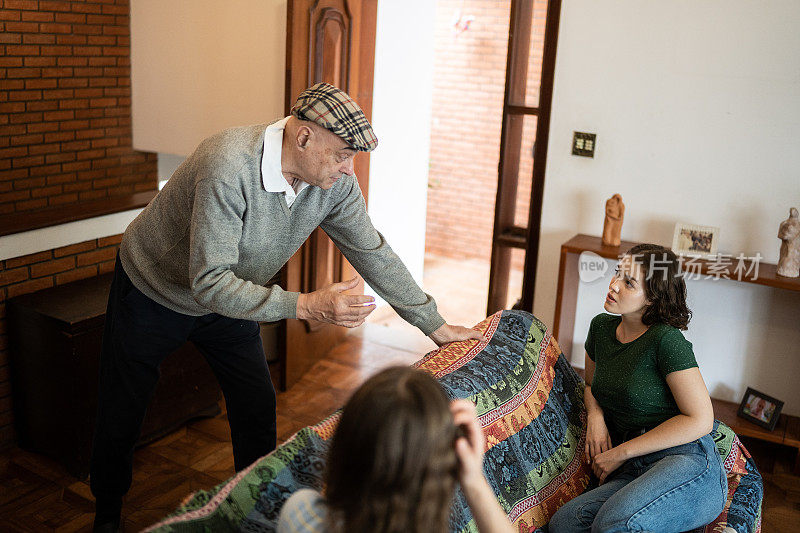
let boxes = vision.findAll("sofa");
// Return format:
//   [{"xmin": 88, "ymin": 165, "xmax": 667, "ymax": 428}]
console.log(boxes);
[{"xmin": 145, "ymin": 310, "xmax": 763, "ymax": 532}]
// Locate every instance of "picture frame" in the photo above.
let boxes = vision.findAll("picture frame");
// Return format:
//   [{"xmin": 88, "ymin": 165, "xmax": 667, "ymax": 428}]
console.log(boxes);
[
  {"xmin": 671, "ymin": 222, "xmax": 720, "ymax": 258},
  {"xmin": 737, "ymin": 387, "xmax": 784, "ymax": 431}
]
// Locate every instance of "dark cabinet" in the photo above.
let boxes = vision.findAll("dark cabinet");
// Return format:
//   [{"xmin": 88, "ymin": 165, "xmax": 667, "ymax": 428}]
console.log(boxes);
[{"xmin": 7, "ymin": 273, "xmax": 222, "ymax": 479}]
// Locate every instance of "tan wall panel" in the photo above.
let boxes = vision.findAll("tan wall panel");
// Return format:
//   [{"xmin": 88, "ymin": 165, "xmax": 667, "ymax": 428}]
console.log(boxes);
[{"xmin": 131, "ymin": 0, "xmax": 286, "ymax": 156}]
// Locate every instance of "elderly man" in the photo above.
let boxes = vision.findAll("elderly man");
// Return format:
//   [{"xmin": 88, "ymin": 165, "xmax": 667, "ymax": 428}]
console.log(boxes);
[{"xmin": 90, "ymin": 83, "xmax": 482, "ymax": 531}]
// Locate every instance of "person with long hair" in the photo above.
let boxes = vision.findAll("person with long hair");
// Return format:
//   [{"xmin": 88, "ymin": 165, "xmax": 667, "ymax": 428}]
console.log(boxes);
[
  {"xmin": 277, "ymin": 366, "xmax": 513, "ymax": 533},
  {"xmin": 549, "ymin": 244, "xmax": 727, "ymax": 532}
]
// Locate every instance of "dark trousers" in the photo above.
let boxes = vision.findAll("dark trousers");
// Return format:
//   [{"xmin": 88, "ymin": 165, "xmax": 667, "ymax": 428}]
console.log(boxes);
[{"xmin": 90, "ymin": 256, "xmax": 277, "ymax": 510}]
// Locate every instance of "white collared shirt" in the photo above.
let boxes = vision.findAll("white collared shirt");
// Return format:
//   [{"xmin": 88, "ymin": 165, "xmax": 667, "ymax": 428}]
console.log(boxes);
[{"xmin": 261, "ymin": 116, "xmax": 309, "ymax": 208}]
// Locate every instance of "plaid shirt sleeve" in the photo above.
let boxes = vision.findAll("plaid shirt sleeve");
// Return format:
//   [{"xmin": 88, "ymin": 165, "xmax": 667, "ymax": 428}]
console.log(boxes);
[{"xmin": 277, "ymin": 489, "xmax": 328, "ymax": 533}]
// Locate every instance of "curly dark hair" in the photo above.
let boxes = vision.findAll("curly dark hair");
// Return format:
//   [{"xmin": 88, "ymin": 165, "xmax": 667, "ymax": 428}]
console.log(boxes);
[
  {"xmin": 325, "ymin": 366, "xmax": 458, "ymax": 533},
  {"xmin": 626, "ymin": 243, "xmax": 692, "ymax": 330}
]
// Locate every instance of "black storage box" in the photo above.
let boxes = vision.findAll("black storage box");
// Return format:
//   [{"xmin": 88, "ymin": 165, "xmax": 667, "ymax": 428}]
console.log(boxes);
[{"xmin": 7, "ymin": 272, "xmax": 222, "ymax": 479}]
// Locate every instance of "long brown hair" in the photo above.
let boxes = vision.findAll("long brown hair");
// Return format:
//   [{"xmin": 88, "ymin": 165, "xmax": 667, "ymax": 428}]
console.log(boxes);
[
  {"xmin": 325, "ymin": 366, "xmax": 458, "ymax": 533},
  {"xmin": 627, "ymin": 243, "xmax": 692, "ymax": 330}
]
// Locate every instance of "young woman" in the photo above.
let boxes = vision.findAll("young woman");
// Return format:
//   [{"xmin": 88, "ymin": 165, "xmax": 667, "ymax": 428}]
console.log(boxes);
[
  {"xmin": 277, "ymin": 366, "xmax": 513, "ymax": 533},
  {"xmin": 549, "ymin": 244, "xmax": 727, "ymax": 533}
]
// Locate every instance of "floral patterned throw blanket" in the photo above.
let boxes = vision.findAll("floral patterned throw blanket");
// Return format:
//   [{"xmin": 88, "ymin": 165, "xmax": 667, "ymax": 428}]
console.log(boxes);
[{"xmin": 146, "ymin": 310, "xmax": 762, "ymax": 533}]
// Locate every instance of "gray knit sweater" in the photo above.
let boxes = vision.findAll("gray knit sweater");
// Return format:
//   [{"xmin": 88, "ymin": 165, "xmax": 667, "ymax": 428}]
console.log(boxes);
[{"xmin": 119, "ymin": 124, "xmax": 445, "ymax": 335}]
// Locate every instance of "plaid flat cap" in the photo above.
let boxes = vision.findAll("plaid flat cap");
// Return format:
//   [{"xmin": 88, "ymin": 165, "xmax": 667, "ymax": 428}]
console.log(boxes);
[{"xmin": 290, "ymin": 82, "xmax": 378, "ymax": 152}]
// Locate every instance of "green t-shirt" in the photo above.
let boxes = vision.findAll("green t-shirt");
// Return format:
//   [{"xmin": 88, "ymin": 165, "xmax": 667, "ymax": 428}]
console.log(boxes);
[{"xmin": 585, "ymin": 313, "xmax": 698, "ymax": 434}]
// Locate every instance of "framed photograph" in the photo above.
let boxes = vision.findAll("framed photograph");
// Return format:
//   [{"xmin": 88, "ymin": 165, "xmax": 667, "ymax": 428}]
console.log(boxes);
[
  {"xmin": 671, "ymin": 223, "xmax": 720, "ymax": 258},
  {"xmin": 737, "ymin": 387, "xmax": 784, "ymax": 431}
]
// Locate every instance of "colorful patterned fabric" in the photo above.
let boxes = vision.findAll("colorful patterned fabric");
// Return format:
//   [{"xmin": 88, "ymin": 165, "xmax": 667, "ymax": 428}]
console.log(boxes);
[
  {"xmin": 145, "ymin": 310, "xmax": 762, "ymax": 533},
  {"xmin": 702, "ymin": 421, "xmax": 763, "ymax": 533}
]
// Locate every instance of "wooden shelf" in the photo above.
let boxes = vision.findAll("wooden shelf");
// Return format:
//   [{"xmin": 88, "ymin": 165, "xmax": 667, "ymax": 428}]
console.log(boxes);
[
  {"xmin": 554, "ymin": 235, "xmax": 800, "ymax": 356},
  {"xmin": 712, "ymin": 398, "xmax": 800, "ymax": 474},
  {"xmin": 712, "ymin": 398, "xmax": 788, "ymax": 446},
  {"xmin": 0, "ymin": 190, "xmax": 157, "ymax": 237},
  {"xmin": 561, "ymin": 234, "xmax": 800, "ymax": 292}
]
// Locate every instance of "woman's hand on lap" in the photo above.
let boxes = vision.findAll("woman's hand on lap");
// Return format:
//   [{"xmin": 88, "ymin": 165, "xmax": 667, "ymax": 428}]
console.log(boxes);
[
  {"xmin": 591, "ymin": 447, "xmax": 626, "ymax": 484},
  {"xmin": 585, "ymin": 413, "xmax": 613, "ymax": 464}
]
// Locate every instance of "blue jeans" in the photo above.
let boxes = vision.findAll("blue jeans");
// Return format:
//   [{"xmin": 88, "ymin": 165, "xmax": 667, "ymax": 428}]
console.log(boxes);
[{"xmin": 548, "ymin": 433, "xmax": 727, "ymax": 533}]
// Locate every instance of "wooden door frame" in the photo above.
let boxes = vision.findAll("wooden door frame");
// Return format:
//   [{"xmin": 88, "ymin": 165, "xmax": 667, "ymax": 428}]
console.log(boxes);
[{"xmin": 487, "ymin": 0, "xmax": 563, "ymax": 315}]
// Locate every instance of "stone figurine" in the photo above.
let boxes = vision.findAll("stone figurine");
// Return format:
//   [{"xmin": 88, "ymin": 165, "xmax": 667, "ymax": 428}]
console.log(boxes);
[
  {"xmin": 777, "ymin": 207, "xmax": 800, "ymax": 278},
  {"xmin": 602, "ymin": 194, "xmax": 625, "ymax": 247}
]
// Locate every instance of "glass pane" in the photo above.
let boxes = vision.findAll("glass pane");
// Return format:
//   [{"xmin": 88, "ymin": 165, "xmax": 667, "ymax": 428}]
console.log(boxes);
[
  {"xmin": 498, "ymin": 114, "xmax": 538, "ymax": 228},
  {"xmin": 505, "ymin": 248, "xmax": 526, "ymax": 309},
  {"xmin": 507, "ymin": 0, "xmax": 548, "ymax": 108},
  {"xmin": 514, "ymin": 114, "xmax": 537, "ymax": 227}
]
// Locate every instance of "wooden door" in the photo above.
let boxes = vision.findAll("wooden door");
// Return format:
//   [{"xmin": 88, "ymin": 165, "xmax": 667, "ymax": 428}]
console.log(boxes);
[
  {"xmin": 486, "ymin": 0, "xmax": 562, "ymax": 315},
  {"xmin": 282, "ymin": 0, "xmax": 378, "ymax": 388}
]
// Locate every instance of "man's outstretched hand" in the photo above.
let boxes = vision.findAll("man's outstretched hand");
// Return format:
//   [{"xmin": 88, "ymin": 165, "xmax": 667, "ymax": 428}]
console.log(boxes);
[
  {"xmin": 296, "ymin": 277, "xmax": 375, "ymax": 327},
  {"xmin": 429, "ymin": 323, "xmax": 487, "ymax": 347}
]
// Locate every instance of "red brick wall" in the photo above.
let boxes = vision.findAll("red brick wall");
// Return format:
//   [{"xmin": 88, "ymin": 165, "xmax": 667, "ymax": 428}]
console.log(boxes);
[
  {"xmin": 0, "ymin": 234, "xmax": 122, "ymax": 448},
  {"xmin": 0, "ymin": 0, "xmax": 156, "ymax": 215},
  {"xmin": 424, "ymin": 0, "xmax": 545, "ymax": 266},
  {"xmin": 0, "ymin": 0, "xmax": 155, "ymax": 449}
]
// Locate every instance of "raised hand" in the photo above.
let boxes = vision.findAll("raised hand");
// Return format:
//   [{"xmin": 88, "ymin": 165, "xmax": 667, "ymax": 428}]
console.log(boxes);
[
  {"xmin": 450, "ymin": 400, "xmax": 515, "ymax": 533},
  {"xmin": 296, "ymin": 277, "xmax": 375, "ymax": 327},
  {"xmin": 450, "ymin": 399, "xmax": 486, "ymax": 489}
]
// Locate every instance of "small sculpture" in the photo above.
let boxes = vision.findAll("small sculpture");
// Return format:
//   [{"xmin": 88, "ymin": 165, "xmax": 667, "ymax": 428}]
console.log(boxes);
[
  {"xmin": 602, "ymin": 194, "xmax": 625, "ymax": 247},
  {"xmin": 777, "ymin": 207, "xmax": 800, "ymax": 278}
]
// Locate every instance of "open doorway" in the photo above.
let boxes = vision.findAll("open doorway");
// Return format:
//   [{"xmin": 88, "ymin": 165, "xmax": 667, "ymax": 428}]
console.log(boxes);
[{"xmin": 366, "ymin": 0, "xmax": 547, "ymax": 332}]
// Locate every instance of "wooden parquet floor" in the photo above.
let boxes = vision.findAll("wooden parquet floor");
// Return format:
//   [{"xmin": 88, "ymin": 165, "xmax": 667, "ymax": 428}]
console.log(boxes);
[
  {"xmin": 0, "ymin": 324, "xmax": 427, "ymax": 532},
  {"xmin": 1, "ymin": 323, "xmax": 799, "ymax": 532}
]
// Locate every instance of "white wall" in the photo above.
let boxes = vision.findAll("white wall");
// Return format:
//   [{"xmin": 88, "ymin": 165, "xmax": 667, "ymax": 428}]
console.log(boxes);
[
  {"xmin": 365, "ymin": 0, "xmax": 437, "ymax": 303},
  {"xmin": 157, "ymin": 153, "xmax": 187, "ymax": 189},
  {"xmin": 536, "ymin": 1, "xmax": 800, "ymax": 413},
  {"xmin": 130, "ymin": 0, "xmax": 286, "ymax": 156}
]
